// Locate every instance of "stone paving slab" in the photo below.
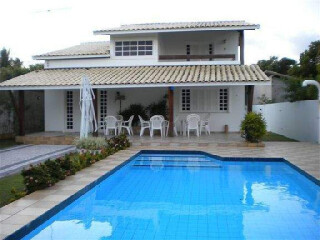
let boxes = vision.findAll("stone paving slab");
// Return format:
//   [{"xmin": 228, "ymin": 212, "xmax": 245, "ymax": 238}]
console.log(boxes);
[
  {"xmin": 0, "ymin": 144, "xmax": 319, "ymax": 239},
  {"xmin": 0, "ymin": 145, "xmax": 76, "ymax": 178}
]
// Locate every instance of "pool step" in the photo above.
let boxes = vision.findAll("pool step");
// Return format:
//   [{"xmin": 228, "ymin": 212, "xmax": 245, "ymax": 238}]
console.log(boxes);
[
  {"xmin": 135, "ymin": 159, "xmax": 211, "ymax": 163},
  {"xmin": 133, "ymin": 164, "xmax": 221, "ymax": 168}
]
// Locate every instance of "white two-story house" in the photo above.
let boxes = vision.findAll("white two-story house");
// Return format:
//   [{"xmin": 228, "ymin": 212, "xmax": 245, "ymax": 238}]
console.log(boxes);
[{"xmin": 0, "ymin": 21, "xmax": 270, "ymax": 136}]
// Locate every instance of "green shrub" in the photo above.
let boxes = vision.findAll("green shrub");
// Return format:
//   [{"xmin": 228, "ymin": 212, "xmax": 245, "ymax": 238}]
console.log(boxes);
[
  {"xmin": 74, "ymin": 137, "xmax": 108, "ymax": 150},
  {"xmin": 119, "ymin": 104, "xmax": 147, "ymax": 126},
  {"xmin": 44, "ymin": 159, "xmax": 66, "ymax": 182},
  {"xmin": 146, "ymin": 95, "xmax": 168, "ymax": 119},
  {"xmin": 20, "ymin": 135, "xmax": 130, "ymax": 195},
  {"xmin": 241, "ymin": 112, "xmax": 267, "ymax": 143},
  {"xmin": 56, "ymin": 155, "xmax": 77, "ymax": 176},
  {"xmin": 22, "ymin": 164, "xmax": 54, "ymax": 193},
  {"xmin": 107, "ymin": 134, "xmax": 130, "ymax": 151}
]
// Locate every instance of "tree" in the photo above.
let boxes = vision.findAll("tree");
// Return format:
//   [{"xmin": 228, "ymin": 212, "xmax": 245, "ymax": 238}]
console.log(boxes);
[
  {"xmin": 289, "ymin": 40, "xmax": 320, "ymax": 80},
  {"xmin": 0, "ymin": 48, "xmax": 44, "ymax": 134},
  {"xmin": 257, "ymin": 40, "xmax": 320, "ymax": 101},
  {"xmin": 257, "ymin": 56, "xmax": 296, "ymax": 75}
]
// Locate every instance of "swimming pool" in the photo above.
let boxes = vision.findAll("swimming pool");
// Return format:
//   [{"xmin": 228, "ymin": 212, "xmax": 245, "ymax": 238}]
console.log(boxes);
[{"xmin": 16, "ymin": 151, "xmax": 320, "ymax": 239}]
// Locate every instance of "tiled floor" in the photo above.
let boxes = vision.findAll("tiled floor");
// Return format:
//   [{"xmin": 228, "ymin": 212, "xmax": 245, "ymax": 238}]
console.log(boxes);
[{"xmin": 0, "ymin": 141, "xmax": 319, "ymax": 239}]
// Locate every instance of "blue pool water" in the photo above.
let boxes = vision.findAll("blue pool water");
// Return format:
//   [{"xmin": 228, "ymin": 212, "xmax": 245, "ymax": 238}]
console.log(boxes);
[{"xmin": 21, "ymin": 153, "xmax": 319, "ymax": 240}]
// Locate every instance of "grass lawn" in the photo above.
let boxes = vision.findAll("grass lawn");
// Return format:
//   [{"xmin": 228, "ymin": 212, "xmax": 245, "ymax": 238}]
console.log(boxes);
[
  {"xmin": 0, "ymin": 139, "xmax": 19, "ymax": 150},
  {"xmin": 0, "ymin": 174, "xmax": 25, "ymax": 207},
  {"xmin": 262, "ymin": 132, "xmax": 298, "ymax": 142}
]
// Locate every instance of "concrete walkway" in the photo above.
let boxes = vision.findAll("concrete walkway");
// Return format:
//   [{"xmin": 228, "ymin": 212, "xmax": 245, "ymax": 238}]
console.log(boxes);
[{"xmin": 0, "ymin": 145, "xmax": 76, "ymax": 178}]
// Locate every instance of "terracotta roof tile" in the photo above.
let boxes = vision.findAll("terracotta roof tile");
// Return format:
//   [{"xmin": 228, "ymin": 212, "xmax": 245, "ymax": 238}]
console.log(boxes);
[{"xmin": 0, "ymin": 65, "xmax": 270, "ymax": 88}]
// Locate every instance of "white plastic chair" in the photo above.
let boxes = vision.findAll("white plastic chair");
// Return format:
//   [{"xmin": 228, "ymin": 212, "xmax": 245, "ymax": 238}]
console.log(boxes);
[
  {"xmin": 150, "ymin": 115, "xmax": 165, "ymax": 137},
  {"xmin": 104, "ymin": 116, "xmax": 118, "ymax": 136},
  {"xmin": 153, "ymin": 115, "xmax": 169, "ymax": 136},
  {"xmin": 121, "ymin": 115, "xmax": 134, "ymax": 135},
  {"xmin": 200, "ymin": 114, "xmax": 211, "ymax": 135},
  {"xmin": 186, "ymin": 114, "xmax": 200, "ymax": 137},
  {"xmin": 138, "ymin": 115, "xmax": 150, "ymax": 136}
]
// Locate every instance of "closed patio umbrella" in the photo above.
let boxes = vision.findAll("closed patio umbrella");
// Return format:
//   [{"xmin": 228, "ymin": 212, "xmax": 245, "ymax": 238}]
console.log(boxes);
[{"xmin": 80, "ymin": 76, "xmax": 98, "ymax": 138}]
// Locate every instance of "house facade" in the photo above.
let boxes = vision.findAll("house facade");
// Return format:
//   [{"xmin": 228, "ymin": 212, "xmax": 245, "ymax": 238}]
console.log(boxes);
[{"xmin": 0, "ymin": 21, "xmax": 270, "ymax": 135}]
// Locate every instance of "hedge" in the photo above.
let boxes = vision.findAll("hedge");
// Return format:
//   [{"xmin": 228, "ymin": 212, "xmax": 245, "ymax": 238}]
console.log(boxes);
[{"xmin": 21, "ymin": 134, "xmax": 130, "ymax": 194}]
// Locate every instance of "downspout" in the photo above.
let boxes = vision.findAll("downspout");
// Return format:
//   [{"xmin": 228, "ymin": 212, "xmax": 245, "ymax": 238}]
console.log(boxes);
[{"xmin": 302, "ymin": 80, "xmax": 320, "ymax": 143}]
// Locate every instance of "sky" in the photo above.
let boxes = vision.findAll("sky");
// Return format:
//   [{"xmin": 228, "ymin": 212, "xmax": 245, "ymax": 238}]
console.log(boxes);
[{"xmin": 1, "ymin": 0, "xmax": 319, "ymax": 66}]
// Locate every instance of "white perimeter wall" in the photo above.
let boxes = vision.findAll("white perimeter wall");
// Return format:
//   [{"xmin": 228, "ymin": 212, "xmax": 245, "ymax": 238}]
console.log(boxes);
[
  {"xmin": 44, "ymin": 86, "xmax": 246, "ymax": 133},
  {"xmin": 253, "ymin": 100, "xmax": 320, "ymax": 143}
]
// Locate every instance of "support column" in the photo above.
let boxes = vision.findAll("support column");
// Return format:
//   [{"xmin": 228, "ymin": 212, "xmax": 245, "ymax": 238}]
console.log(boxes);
[
  {"xmin": 247, "ymin": 85, "xmax": 254, "ymax": 112},
  {"xmin": 168, "ymin": 87, "xmax": 174, "ymax": 137},
  {"xmin": 92, "ymin": 89, "xmax": 98, "ymax": 137},
  {"xmin": 18, "ymin": 90, "xmax": 25, "ymax": 136},
  {"xmin": 239, "ymin": 30, "xmax": 244, "ymax": 65}
]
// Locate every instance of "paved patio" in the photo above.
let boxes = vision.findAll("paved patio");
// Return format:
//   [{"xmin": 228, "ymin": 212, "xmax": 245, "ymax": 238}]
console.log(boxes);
[
  {"xmin": 0, "ymin": 145, "xmax": 76, "ymax": 178},
  {"xmin": 0, "ymin": 142, "xmax": 319, "ymax": 239}
]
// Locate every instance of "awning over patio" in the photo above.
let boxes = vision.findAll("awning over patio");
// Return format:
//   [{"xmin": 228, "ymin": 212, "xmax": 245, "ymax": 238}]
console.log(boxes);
[{"xmin": 0, "ymin": 64, "xmax": 270, "ymax": 90}]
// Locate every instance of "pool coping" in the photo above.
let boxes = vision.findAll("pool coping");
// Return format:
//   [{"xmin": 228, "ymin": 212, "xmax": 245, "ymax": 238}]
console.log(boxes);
[{"xmin": 3, "ymin": 149, "xmax": 319, "ymax": 240}]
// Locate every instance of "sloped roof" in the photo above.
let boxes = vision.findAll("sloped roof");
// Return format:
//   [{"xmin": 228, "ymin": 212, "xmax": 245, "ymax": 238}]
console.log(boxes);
[
  {"xmin": 94, "ymin": 21, "xmax": 259, "ymax": 34},
  {"xmin": 33, "ymin": 42, "xmax": 110, "ymax": 59},
  {"xmin": 0, "ymin": 65, "xmax": 269, "ymax": 89}
]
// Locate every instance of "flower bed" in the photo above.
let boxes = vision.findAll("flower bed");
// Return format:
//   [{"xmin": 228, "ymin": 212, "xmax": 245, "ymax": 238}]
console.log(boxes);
[{"xmin": 21, "ymin": 134, "xmax": 130, "ymax": 194}]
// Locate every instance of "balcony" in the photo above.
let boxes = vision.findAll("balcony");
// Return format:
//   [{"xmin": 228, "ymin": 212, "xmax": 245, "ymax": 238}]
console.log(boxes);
[{"xmin": 158, "ymin": 54, "xmax": 236, "ymax": 62}]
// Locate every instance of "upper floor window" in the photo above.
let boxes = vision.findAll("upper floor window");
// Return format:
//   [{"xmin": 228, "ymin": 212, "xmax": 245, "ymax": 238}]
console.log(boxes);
[{"xmin": 115, "ymin": 41, "xmax": 153, "ymax": 56}]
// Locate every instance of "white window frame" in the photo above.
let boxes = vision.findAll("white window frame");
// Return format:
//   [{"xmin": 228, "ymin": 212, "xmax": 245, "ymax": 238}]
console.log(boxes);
[
  {"xmin": 180, "ymin": 88, "xmax": 191, "ymax": 112},
  {"xmin": 115, "ymin": 40, "xmax": 153, "ymax": 56},
  {"xmin": 98, "ymin": 90, "xmax": 108, "ymax": 128},
  {"xmin": 65, "ymin": 90, "xmax": 74, "ymax": 131},
  {"xmin": 219, "ymin": 88, "xmax": 229, "ymax": 112},
  {"xmin": 179, "ymin": 87, "xmax": 229, "ymax": 113}
]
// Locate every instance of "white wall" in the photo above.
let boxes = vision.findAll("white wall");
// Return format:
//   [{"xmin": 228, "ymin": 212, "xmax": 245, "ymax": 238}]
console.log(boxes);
[
  {"xmin": 44, "ymin": 90, "xmax": 65, "ymax": 131},
  {"xmin": 105, "ymin": 88, "xmax": 167, "ymax": 116},
  {"xmin": 253, "ymin": 100, "xmax": 320, "ymax": 143},
  {"xmin": 174, "ymin": 86, "xmax": 246, "ymax": 132},
  {"xmin": 44, "ymin": 31, "xmax": 240, "ymax": 68},
  {"xmin": 44, "ymin": 86, "xmax": 246, "ymax": 133},
  {"xmin": 46, "ymin": 58, "xmax": 109, "ymax": 69}
]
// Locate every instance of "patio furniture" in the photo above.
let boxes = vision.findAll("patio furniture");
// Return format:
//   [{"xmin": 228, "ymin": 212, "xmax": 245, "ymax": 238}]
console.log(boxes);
[
  {"xmin": 200, "ymin": 114, "xmax": 211, "ymax": 135},
  {"xmin": 121, "ymin": 115, "xmax": 134, "ymax": 135},
  {"xmin": 153, "ymin": 115, "xmax": 169, "ymax": 136},
  {"xmin": 138, "ymin": 115, "xmax": 150, "ymax": 136},
  {"xmin": 186, "ymin": 114, "xmax": 201, "ymax": 137},
  {"xmin": 104, "ymin": 116, "xmax": 119, "ymax": 136},
  {"xmin": 150, "ymin": 115, "xmax": 165, "ymax": 137}
]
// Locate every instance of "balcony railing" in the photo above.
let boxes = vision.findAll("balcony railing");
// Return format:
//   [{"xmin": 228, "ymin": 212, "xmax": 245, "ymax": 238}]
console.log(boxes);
[{"xmin": 158, "ymin": 54, "xmax": 236, "ymax": 61}]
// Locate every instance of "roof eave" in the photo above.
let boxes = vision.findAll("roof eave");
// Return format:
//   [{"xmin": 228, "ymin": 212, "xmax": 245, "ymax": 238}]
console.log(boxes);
[
  {"xmin": 93, "ymin": 25, "xmax": 260, "ymax": 35},
  {"xmin": 0, "ymin": 81, "xmax": 271, "ymax": 91}
]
